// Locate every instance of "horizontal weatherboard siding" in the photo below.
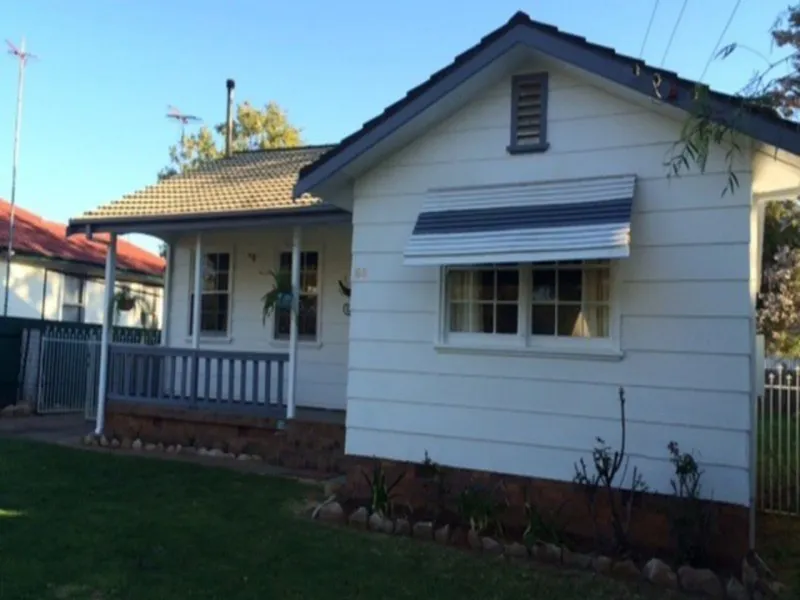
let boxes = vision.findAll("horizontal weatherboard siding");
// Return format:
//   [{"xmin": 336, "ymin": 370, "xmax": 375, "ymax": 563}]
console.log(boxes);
[{"xmin": 346, "ymin": 59, "xmax": 754, "ymax": 505}]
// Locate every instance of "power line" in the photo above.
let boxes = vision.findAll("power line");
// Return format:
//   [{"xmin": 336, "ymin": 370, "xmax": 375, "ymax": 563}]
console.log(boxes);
[
  {"xmin": 699, "ymin": 0, "xmax": 742, "ymax": 81},
  {"xmin": 639, "ymin": 0, "xmax": 660, "ymax": 56},
  {"xmin": 660, "ymin": 0, "xmax": 689, "ymax": 67}
]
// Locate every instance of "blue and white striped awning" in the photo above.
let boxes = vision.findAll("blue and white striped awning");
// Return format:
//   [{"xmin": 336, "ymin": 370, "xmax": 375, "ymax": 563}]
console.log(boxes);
[{"xmin": 403, "ymin": 174, "xmax": 635, "ymax": 266}]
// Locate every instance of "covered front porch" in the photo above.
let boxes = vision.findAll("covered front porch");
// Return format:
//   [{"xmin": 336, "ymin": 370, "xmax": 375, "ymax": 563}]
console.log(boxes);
[{"xmin": 65, "ymin": 146, "xmax": 354, "ymax": 433}]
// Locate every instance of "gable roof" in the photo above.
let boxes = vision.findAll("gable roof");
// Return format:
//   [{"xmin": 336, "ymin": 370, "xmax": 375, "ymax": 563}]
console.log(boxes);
[
  {"xmin": 0, "ymin": 200, "xmax": 164, "ymax": 277},
  {"xmin": 68, "ymin": 145, "xmax": 338, "ymax": 233},
  {"xmin": 295, "ymin": 11, "xmax": 800, "ymax": 196}
]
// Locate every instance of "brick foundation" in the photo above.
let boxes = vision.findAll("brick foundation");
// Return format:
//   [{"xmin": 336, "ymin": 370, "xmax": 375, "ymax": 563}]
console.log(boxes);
[
  {"xmin": 106, "ymin": 401, "xmax": 348, "ymax": 474},
  {"xmin": 341, "ymin": 457, "xmax": 749, "ymax": 568}
]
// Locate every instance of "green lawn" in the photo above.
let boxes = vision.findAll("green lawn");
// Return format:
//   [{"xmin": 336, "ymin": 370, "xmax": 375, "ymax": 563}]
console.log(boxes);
[{"xmin": 0, "ymin": 440, "xmax": 679, "ymax": 600}]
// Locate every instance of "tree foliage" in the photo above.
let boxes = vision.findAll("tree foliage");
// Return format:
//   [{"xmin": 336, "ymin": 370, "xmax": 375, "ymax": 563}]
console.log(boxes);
[
  {"xmin": 664, "ymin": 4, "xmax": 800, "ymax": 193},
  {"xmin": 159, "ymin": 101, "xmax": 302, "ymax": 179}
]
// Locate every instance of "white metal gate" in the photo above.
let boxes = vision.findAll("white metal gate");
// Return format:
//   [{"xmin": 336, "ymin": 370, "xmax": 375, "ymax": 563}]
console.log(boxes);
[
  {"xmin": 36, "ymin": 330, "xmax": 99, "ymax": 419},
  {"xmin": 760, "ymin": 363, "xmax": 800, "ymax": 515}
]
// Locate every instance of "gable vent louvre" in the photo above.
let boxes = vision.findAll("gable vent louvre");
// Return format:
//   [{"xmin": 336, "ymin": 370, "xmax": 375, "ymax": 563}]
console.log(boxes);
[{"xmin": 509, "ymin": 73, "xmax": 549, "ymax": 154}]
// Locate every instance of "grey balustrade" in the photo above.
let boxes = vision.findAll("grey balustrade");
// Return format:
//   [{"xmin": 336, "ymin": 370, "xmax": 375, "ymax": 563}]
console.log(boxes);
[{"xmin": 107, "ymin": 343, "xmax": 289, "ymax": 417}]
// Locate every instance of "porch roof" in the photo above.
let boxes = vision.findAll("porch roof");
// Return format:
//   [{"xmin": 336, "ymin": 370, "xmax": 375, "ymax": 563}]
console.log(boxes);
[{"xmin": 67, "ymin": 145, "xmax": 348, "ymax": 236}]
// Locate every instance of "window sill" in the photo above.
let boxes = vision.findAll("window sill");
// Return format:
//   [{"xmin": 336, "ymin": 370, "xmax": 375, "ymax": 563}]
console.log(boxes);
[
  {"xmin": 434, "ymin": 342, "xmax": 623, "ymax": 362},
  {"xmin": 184, "ymin": 336, "xmax": 234, "ymax": 345},
  {"xmin": 506, "ymin": 142, "xmax": 550, "ymax": 155},
  {"xmin": 270, "ymin": 339, "xmax": 323, "ymax": 350}
]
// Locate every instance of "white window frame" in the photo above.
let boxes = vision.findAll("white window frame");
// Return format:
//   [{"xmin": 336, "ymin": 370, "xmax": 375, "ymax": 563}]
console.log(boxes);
[
  {"xmin": 273, "ymin": 248, "xmax": 322, "ymax": 343},
  {"xmin": 61, "ymin": 274, "xmax": 86, "ymax": 323},
  {"xmin": 435, "ymin": 261, "xmax": 622, "ymax": 360},
  {"xmin": 187, "ymin": 248, "xmax": 235, "ymax": 339}
]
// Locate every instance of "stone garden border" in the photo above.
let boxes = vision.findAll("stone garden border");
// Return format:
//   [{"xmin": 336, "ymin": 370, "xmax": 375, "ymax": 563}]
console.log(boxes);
[{"xmin": 311, "ymin": 498, "xmax": 788, "ymax": 600}]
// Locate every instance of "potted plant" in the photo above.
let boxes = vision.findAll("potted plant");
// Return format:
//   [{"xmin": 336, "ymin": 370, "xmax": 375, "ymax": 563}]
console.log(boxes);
[
  {"xmin": 261, "ymin": 269, "xmax": 294, "ymax": 324},
  {"xmin": 114, "ymin": 286, "xmax": 138, "ymax": 312}
]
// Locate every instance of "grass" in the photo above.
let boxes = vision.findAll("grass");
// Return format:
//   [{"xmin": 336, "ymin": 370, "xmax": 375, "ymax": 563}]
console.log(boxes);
[{"xmin": 0, "ymin": 439, "xmax": 683, "ymax": 600}]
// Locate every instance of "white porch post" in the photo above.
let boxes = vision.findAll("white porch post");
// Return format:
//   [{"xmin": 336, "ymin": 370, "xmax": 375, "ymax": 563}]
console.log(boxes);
[
  {"xmin": 191, "ymin": 234, "xmax": 203, "ymax": 349},
  {"xmin": 286, "ymin": 226, "xmax": 301, "ymax": 419},
  {"xmin": 160, "ymin": 242, "xmax": 172, "ymax": 346},
  {"xmin": 94, "ymin": 233, "xmax": 117, "ymax": 436}
]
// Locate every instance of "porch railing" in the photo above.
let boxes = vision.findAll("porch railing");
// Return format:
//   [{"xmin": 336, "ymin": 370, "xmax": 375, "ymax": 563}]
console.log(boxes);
[{"xmin": 107, "ymin": 343, "xmax": 289, "ymax": 417}]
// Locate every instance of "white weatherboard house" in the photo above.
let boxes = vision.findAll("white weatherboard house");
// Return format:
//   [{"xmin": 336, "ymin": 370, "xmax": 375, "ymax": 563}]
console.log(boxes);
[{"xmin": 69, "ymin": 13, "xmax": 800, "ymax": 534}]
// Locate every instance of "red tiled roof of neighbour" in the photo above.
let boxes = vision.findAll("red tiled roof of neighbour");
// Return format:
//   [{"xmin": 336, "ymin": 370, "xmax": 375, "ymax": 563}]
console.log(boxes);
[{"xmin": 0, "ymin": 199, "xmax": 165, "ymax": 277}]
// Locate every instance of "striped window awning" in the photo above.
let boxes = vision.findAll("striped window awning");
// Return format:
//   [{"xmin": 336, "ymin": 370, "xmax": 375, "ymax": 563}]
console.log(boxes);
[{"xmin": 403, "ymin": 174, "xmax": 635, "ymax": 266}]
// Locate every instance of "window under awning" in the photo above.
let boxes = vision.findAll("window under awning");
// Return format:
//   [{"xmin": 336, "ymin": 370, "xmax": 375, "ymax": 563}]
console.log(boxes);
[{"xmin": 403, "ymin": 174, "xmax": 636, "ymax": 266}]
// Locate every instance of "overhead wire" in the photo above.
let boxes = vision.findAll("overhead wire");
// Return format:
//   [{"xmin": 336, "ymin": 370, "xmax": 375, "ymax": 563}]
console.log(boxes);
[
  {"xmin": 660, "ymin": 0, "xmax": 689, "ymax": 67},
  {"xmin": 639, "ymin": 0, "xmax": 660, "ymax": 57}
]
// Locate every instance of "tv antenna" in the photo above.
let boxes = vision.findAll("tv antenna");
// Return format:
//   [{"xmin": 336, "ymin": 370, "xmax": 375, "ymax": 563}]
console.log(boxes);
[
  {"xmin": 3, "ymin": 38, "xmax": 37, "ymax": 317},
  {"xmin": 166, "ymin": 105, "xmax": 202, "ymax": 142}
]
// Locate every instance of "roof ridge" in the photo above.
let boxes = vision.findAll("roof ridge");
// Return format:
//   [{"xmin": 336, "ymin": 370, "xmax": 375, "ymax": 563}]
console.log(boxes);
[{"xmin": 231, "ymin": 143, "xmax": 335, "ymax": 155}]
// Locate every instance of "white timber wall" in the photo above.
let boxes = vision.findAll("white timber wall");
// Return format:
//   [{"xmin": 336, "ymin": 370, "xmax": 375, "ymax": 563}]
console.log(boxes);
[
  {"xmin": 347, "ymin": 61, "xmax": 755, "ymax": 505},
  {"xmin": 0, "ymin": 259, "xmax": 162, "ymax": 327},
  {"xmin": 166, "ymin": 223, "xmax": 352, "ymax": 410}
]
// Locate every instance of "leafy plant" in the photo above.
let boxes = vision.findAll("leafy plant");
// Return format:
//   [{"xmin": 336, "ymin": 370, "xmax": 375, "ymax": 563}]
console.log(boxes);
[
  {"xmin": 261, "ymin": 269, "xmax": 293, "ymax": 324},
  {"xmin": 113, "ymin": 287, "xmax": 157, "ymax": 329},
  {"xmin": 361, "ymin": 461, "xmax": 405, "ymax": 517},
  {"xmin": 417, "ymin": 451, "xmax": 449, "ymax": 519},
  {"xmin": 666, "ymin": 441, "xmax": 716, "ymax": 567},
  {"xmin": 457, "ymin": 482, "xmax": 507, "ymax": 536},
  {"xmin": 522, "ymin": 488, "xmax": 568, "ymax": 546},
  {"xmin": 573, "ymin": 387, "xmax": 648, "ymax": 556}
]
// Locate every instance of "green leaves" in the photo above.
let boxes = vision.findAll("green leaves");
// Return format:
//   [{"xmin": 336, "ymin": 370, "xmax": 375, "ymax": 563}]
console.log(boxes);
[
  {"xmin": 261, "ymin": 270, "xmax": 293, "ymax": 325},
  {"xmin": 160, "ymin": 101, "xmax": 302, "ymax": 178}
]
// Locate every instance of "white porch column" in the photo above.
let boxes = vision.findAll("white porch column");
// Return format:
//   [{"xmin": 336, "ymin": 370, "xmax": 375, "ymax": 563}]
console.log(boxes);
[
  {"xmin": 286, "ymin": 226, "xmax": 301, "ymax": 419},
  {"xmin": 94, "ymin": 233, "xmax": 117, "ymax": 436},
  {"xmin": 191, "ymin": 234, "xmax": 203, "ymax": 349},
  {"xmin": 160, "ymin": 242, "xmax": 172, "ymax": 346}
]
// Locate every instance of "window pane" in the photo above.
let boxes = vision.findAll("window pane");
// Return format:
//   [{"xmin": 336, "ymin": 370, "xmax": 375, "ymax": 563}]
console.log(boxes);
[
  {"xmin": 532, "ymin": 269, "xmax": 556, "ymax": 302},
  {"xmin": 496, "ymin": 304, "xmax": 518, "ymax": 334},
  {"xmin": 300, "ymin": 296, "xmax": 318, "ymax": 338},
  {"xmin": 532, "ymin": 304, "xmax": 555, "ymax": 335},
  {"xmin": 496, "ymin": 270, "xmax": 519, "ymax": 301},
  {"xmin": 479, "ymin": 303, "xmax": 494, "ymax": 333},
  {"xmin": 304, "ymin": 251, "xmax": 318, "ymax": 271},
  {"xmin": 275, "ymin": 307, "xmax": 290, "ymax": 337},
  {"xmin": 302, "ymin": 271, "xmax": 318, "ymax": 294},
  {"xmin": 584, "ymin": 267, "xmax": 610, "ymax": 303},
  {"xmin": 476, "ymin": 270, "xmax": 495, "ymax": 301},
  {"xmin": 584, "ymin": 305, "xmax": 610, "ymax": 337},
  {"xmin": 558, "ymin": 304, "xmax": 582, "ymax": 336},
  {"xmin": 449, "ymin": 303, "xmax": 473, "ymax": 332},
  {"xmin": 558, "ymin": 268, "xmax": 582, "ymax": 302},
  {"xmin": 62, "ymin": 305, "xmax": 82, "ymax": 322},
  {"xmin": 447, "ymin": 271, "xmax": 471, "ymax": 301},
  {"xmin": 216, "ymin": 253, "xmax": 230, "ymax": 272},
  {"xmin": 63, "ymin": 276, "xmax": 82, "ymax": 304},
  {"xmin": 216, "ymin": 273, "xmax": 229, "ymax": 292}
]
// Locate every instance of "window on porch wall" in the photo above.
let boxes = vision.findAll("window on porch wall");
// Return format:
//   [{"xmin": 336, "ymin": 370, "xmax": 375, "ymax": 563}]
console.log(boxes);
[
  {"xmin": 189, "ymin": 252, "xmax": 231, "ymax": 336},
  {"xmin": 275, "ymin": 250, "xmax": 318, "ymax": 341}
]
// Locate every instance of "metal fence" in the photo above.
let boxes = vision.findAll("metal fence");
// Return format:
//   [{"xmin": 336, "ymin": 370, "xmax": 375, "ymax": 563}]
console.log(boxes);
[
  {"xmin": 0, "ymin": 316, "xmax": 161, "ymax": 417},
  {"xmin": 760, "ymin": 364, "xmax": 800, "ymax": 515}
]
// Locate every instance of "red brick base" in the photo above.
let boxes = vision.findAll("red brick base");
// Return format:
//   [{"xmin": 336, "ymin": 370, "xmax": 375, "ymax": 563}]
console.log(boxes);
[
  {"xmin": 341, "ymin": 457, "xmax": 749, "ymax": 568},
  {"xmin": 106, "ymin": 402, "xmax": 348, "ymax": 474}
]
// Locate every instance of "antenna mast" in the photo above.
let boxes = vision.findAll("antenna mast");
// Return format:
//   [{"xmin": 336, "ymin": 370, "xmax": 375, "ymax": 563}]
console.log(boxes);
[{"xmin": 3, "ymin": 38, "xmax": 36, "ymax": 316}]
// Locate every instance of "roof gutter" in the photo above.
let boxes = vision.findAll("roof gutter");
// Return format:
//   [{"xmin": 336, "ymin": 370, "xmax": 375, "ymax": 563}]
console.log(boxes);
[{"xmin": 66, "ymin": 204, "xmax": 352, "ymax": 237}]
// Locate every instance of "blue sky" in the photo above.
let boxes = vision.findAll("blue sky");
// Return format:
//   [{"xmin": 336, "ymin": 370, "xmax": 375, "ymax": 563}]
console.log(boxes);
[{"xmin": 0, "ymin": 0, "xmax": 793, "ymax": 252}]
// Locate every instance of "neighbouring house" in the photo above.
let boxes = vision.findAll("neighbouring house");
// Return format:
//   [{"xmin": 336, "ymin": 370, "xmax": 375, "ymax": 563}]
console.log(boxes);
[
  {"xmin": 67, "ymin": 12, "xmax": 800, "ymax": 559},
  {"xmin": 0, "ymin": 199, "xmax": 164, "ymax": 327}
]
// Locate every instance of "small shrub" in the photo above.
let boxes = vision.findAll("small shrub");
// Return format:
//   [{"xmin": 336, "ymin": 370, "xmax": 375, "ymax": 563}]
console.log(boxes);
[
  {"xmin": 666, "ymin": 441, "xmax": 716, "ymax": 566},
  {"xmin": 417, "ymin": 451, "xmax": 449, "ymax": 519},
  {"xmin": 522, "ymin": 488, "xmax": 568, "ymax": 546},
  {"xmin": 457, "ymin": 482, "xmax": 507, "ymax": 536},
  {"xmin": 573, "ymin": 387, "xmax": 648, "ymax": 556},
  {"xmin": 361, "ymin": 461, "xmax": 405, "ymax": 517}
]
